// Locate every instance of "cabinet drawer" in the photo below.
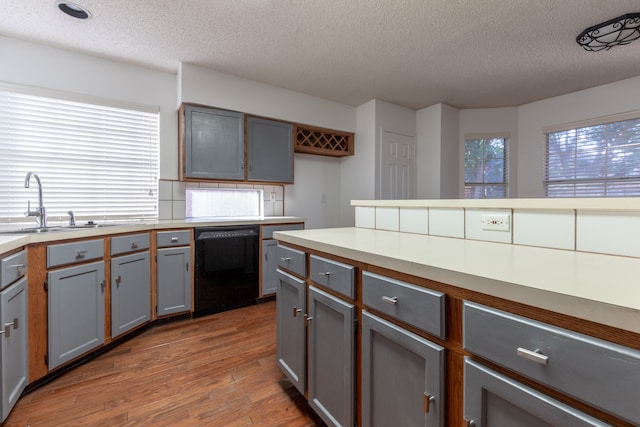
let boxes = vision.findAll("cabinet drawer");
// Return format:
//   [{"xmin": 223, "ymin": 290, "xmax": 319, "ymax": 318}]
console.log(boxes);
[
  {"xmin": 363, "ymin": 272, "xmax": 445, "ymax": 339},
  {"xmin": 1, "ymin": 249, "xmax": 27, "ymax": 289},
  {"xmin": 277, "ymin": 245, "xmax": 306, "ymax": 277},
  {"xmin": 309, "ymin": 255, "xmax": 355, "ymax": 299},
  {"xmin": 47, "ymin": 239, "xmax": 104, "ymax": 268},
  {"xmin": 463, "ymin": 301, "xmax": 640, "ymax": 424},
  {"xmin": 157, "ymin": 230, "xmax": 191, "ymax": 248},
  {"xmin": 111, "ymin": 233, "xmax": 150, "ymax": 256},
  {"xmin": 262, "ymin": 223, "xmax": 304, "ymax": 239}
]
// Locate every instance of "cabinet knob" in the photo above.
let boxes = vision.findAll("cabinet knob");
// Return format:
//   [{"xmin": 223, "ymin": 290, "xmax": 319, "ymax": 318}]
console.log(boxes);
[{"xmin": 517, "ymin": 347, "xmax": 549, "ymax": 365}]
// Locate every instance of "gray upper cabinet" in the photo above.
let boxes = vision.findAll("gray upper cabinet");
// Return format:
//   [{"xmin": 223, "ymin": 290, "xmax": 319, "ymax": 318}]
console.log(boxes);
[
  {"xmin": 361, "ymin": 311, "xmax": 444, "ymax": 427},
  {"xmin": 247, "ymin": 116, "xmax": 293, "ymax": 183},
  {"xmin": 463, "ymin": 358, "xmax": 608, "ymax": 427},
  {"xmin": 182, "ymin": 104, "xmax": 245, "ymax": 180},
  {"xmin": 48, "ymin": 261, "xmax": 105, "ymax": 370}
]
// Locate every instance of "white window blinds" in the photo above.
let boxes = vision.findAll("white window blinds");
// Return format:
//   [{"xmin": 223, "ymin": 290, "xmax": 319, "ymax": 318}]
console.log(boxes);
[
  {"xmin": 0, "ymin": 86, "xmax": 159, "ymax": 224},
  {"xmin": 545, "ymin": 115, "xmax": 640, "ymax": 197}
]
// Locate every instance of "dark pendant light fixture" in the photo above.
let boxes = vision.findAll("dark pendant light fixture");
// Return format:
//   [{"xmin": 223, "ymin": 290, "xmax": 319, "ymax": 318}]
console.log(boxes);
[{"xmin": 576, "ymin": 13, "xmax": 640, "ymax": 51}]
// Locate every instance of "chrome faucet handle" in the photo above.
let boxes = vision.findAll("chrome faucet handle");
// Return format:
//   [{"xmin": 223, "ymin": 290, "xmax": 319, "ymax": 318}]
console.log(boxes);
[{"xmin": 67, "ymin": 210, "xmax": 76, "ymax": 226}]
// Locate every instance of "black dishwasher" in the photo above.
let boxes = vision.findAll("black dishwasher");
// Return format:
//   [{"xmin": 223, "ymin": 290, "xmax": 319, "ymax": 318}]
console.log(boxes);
[{"xmin": 194, "ymin": 225, "xmax": 259, "ymax": 317}]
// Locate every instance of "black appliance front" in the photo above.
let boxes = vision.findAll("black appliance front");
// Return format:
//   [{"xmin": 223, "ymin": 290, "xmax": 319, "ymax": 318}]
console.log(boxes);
[{"xmin": 194, "ymin": 225, "xmax": 259, "ymax": 317}]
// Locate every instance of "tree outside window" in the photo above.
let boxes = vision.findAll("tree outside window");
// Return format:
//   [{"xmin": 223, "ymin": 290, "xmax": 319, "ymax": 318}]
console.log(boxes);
[{"xmin": 464, "ymin": 137, "xmax": 508, "ymax": 199}]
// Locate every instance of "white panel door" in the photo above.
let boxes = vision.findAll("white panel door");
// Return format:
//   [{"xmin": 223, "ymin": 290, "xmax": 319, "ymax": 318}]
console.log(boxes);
[{"xmin": 380, "ymin": 130, "xmax": 415, "ymax": 199}]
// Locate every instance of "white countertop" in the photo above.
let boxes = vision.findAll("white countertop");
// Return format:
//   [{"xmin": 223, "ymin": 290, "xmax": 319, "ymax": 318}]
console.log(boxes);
[
  {"xmin": 351, "ymin": 197, "xmax": 640, "ymax": 211},
  {"xmin": 0, "ymin": 216, "xmax": 304, "ymax": 253},
  {"xmin": 274, "ymin": 227, "xmax": 640, "ymax": 334}
]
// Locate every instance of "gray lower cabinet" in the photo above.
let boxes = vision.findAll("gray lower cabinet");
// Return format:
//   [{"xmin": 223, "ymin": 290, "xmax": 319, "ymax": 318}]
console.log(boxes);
[
  {"xmin": 307, "ymin": 285, "xmax": 355, "ymax": 427},
  {"xmin": 1, "ymin": 277, "xmax": 28, "ymax": 422},
  {"xmin": 48, "ymin": 261, "xmax": 105, "ymax": 370},
  {"xmin": 361, "ymin": 311, "xmax": 444, "ymax": 427},
  {"xmin": 156, "ymin": 247, "xmax": 191, "ymax": 316},
  {"xmin": 463, "ymin": 358, "xmax": 608, "ymax": 427},
  {"xmin": 182, "ymin": 104, "xmax": 245, "ymax": 180},
  {"xmin": 276, "ymin": 268, "xmax": 306, "ymax": 394},
  {"xmin": 247, "ymin": 116, "xmax": 294, "ymax": 183},
  {"xmin": 111, "ymin": 251, "xmax": 151, "ymax": 338},
  {"xmin": 261, "ymin": 240, "xmax": 278, "ymax": 296}
]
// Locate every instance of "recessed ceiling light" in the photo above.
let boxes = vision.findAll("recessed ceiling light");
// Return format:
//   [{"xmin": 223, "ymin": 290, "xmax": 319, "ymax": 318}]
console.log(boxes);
[{"xmin": 55, "ymin": 1, "xmax": 92, "ymax": 19}]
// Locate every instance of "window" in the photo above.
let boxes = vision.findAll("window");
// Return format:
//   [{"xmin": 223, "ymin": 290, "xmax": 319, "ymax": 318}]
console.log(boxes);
[
  {"xmin": 0, "ymin": 84, "xmax": 159, "ymax": 223},
  {"xmin": 464, "ymin": 136, "xmax": 509, "ymax": 198},
  {"xmin": 545, "ymin": 114, "xmax": 640, "ymax": 197}
]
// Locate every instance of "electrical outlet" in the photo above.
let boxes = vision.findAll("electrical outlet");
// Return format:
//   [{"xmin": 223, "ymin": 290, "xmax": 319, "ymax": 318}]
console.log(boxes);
[{"xmin": 481, "ymin": 214, "xmax": 510, "ymax": 231}]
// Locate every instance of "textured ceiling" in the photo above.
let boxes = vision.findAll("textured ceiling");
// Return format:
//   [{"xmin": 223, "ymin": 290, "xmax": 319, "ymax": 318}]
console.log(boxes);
[{"xmin": 1, "ymin": 0, "xmax": 639, "ymax": 109}]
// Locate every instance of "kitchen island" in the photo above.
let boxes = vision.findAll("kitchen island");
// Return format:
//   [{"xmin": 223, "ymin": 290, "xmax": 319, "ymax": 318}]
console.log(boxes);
[{"xmin": 273, "ymin": 200, "xmax": 640, "ymax": 427}]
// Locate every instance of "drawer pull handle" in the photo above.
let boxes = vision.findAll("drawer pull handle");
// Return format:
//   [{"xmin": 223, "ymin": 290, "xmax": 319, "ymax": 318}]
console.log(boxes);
[
  {"xmin": 517, "ymin": 347, "xmax": 549, "ymax": 365},
  {"xmin": 115, "ymin": 275, "xmax": 122, "ymax": 287},
  {"xmin": 130, "ymin": 242, "xmax": 139, "ymax": 249},
  {"xmin": 171, "ymin": 237, "xmax": 179, "ymax": 243},
  {"xmin": 10, "ymin": 263, "xmax": 25, "ymax": 269},
  {"xmin": 463, "ymin": 417, "xmax": 476, "ymax": 427},
  {"xmin": 318, "ymin": 272, "xmax": 332, "ymax": 277},
  {"xmin": 2, "ymin": 319, "xmax": 17, "ymax": 338},
  {"xmin": 382, "ymin": 296, "xmax": 398, "ymax": 304},
  {"xmin": 292, "ymin": 307, "xmax": 302, "ymax": 317},
  {"xmin": 76, "ymin": 250, "xmax": 87, "ymax": 258},
  {"xmin": 304, "ymin": 315, "xmax": 313, "ymax": 325},
  {"xmin": 423, "ymin": 392, "xmax": 435, "ymax": 413},
  {"xmin": 280, "ymin": 257, "xmax": 292, "ymax": 262}
]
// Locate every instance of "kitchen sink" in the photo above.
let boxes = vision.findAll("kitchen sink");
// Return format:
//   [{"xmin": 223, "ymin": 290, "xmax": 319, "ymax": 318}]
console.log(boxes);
[{"xmin": 0, "ymin": 223, "xmax": 121, "ymax": 234}]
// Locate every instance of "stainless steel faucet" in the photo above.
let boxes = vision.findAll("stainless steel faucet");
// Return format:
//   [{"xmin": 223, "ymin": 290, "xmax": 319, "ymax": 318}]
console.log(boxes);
[{"xmin": 24, "ymin": 172, "xmax": 47, "ymax": 227}]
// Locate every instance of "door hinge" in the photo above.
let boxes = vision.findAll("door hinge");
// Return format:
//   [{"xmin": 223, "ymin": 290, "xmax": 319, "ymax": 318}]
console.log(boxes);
[
  {"xmin": 44, "ymin": 353, "xmax": 49, "ymax": 365},
  {"xmin": 353, "ymin": 317, "xmax": 359, "ymax": 332},
  {"xmin": 186, "ymin": 261, "xmax": 189, "ymax": 271},
  {"xmin": 44, "ymin": 280, "xmax": 48, "ymax": 292}
]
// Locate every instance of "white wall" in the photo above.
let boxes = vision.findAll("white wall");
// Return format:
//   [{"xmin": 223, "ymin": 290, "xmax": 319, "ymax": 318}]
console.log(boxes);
[
  {"xmin": 440, "ymin": 104, "xmax": 460, "ymax": 198},
  {"xmin": 179, "ymin": 63, "xmax": 356, "ymax": 228},
  {"xmin": 0, "ymin": 36, "xmax": 178, "ymax": 181},
  {"xmin": 341, "ymin": 100, "xmax": 376, "ymax": 226},
  {"xmin": 459, "ymin": 107, "xmax": 519, "ymax": 196},
  {"xmin": 517, "ymin": 75, "xmax": 640, "ymax": 197}
]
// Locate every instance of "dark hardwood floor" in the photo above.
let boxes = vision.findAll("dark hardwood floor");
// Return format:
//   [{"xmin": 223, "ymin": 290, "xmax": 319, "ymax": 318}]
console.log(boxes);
[{"xmin": 5, "ymin": 301, "xmax": 324, "ymax": 426}]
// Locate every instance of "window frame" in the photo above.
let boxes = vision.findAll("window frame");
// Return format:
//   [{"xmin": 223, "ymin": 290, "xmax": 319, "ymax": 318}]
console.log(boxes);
[
  {"xmin": 544, "ymin": 110, "xmax": 640, "ymax": 198},
  {"xmin": 463, "ymin": 133, "xmax": 510, "ymax": 199},
  {"xmin": 0, "ymin": 82, "xmax": 160, "ymax": 224}
]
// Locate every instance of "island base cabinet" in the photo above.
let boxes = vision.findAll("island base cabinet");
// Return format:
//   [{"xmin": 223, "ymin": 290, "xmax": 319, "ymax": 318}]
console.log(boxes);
[
  {"xmin": 1, "ymin": 277, "xmax": 28, "ymax": 422},
  {"xmin": 307, "ymin": 286, "xmax": 355, "ymax": 427},
  {"xmin": 156, "ymin": 247, "xmax": 191, "ymax": 316},
  {"xmin": 276, "ymin": 269, "xmax": 306, "ymax": 394},
  {"xmin": 111, "ymin": 252, "xmax": 151, "ymax": 339},
  {"xmin": 47, "ymin": 261, "xmax": 105, "ymax": 370},
  {"xmin": 361, "ymin": 311, "xmax": 444, "ymax": 427},
  {"xmin": 463, "ymin": 358, "xmax": 609, "ymax": 427}
]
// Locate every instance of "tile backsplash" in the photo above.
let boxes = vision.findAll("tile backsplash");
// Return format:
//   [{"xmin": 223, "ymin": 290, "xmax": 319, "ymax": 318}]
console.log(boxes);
[{"xmin": 159, "ymin": 180, "xmax": 284, "ymax": 220}]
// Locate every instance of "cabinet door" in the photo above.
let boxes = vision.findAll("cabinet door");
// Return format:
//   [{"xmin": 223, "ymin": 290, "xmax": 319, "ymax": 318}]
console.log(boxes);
[
  {"xmin": 361, "ymin": 311, "xmax": 444, "ymax": 427},
  {"xmin": 48, "ymin": 261, "xmax": 105, "ymax": 370},
  {"xmin": 247, "ymin": 116, "xmax": 293, "ymax": 183},
  {"xmin": 0, "ymin": 277, "xmax": 28, "ymax": 422},
  {"xmin": 184, "ymin": 105, "xmax": 244, "ymax": 180},
  {"xmin": 308, "ymin": 286, "xmax": 355, "ymax": 427},
  {"xmin": 463, "ymin": 358, "xmax": 608, "ymax": 427},
  {"xmin": 261, "ymin": 240, "xmax": 278, "ymax": 297},
  {"xmin": 276, "ymin": 269, "xmax": 306, "ymax": 395},
  {"xmin": 111, "ymin": 252, "xmax": 151, "ymax": 338},
  {"xmin": 157, "ymin": 247, "xmax": 192, "ymax": 316}
]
